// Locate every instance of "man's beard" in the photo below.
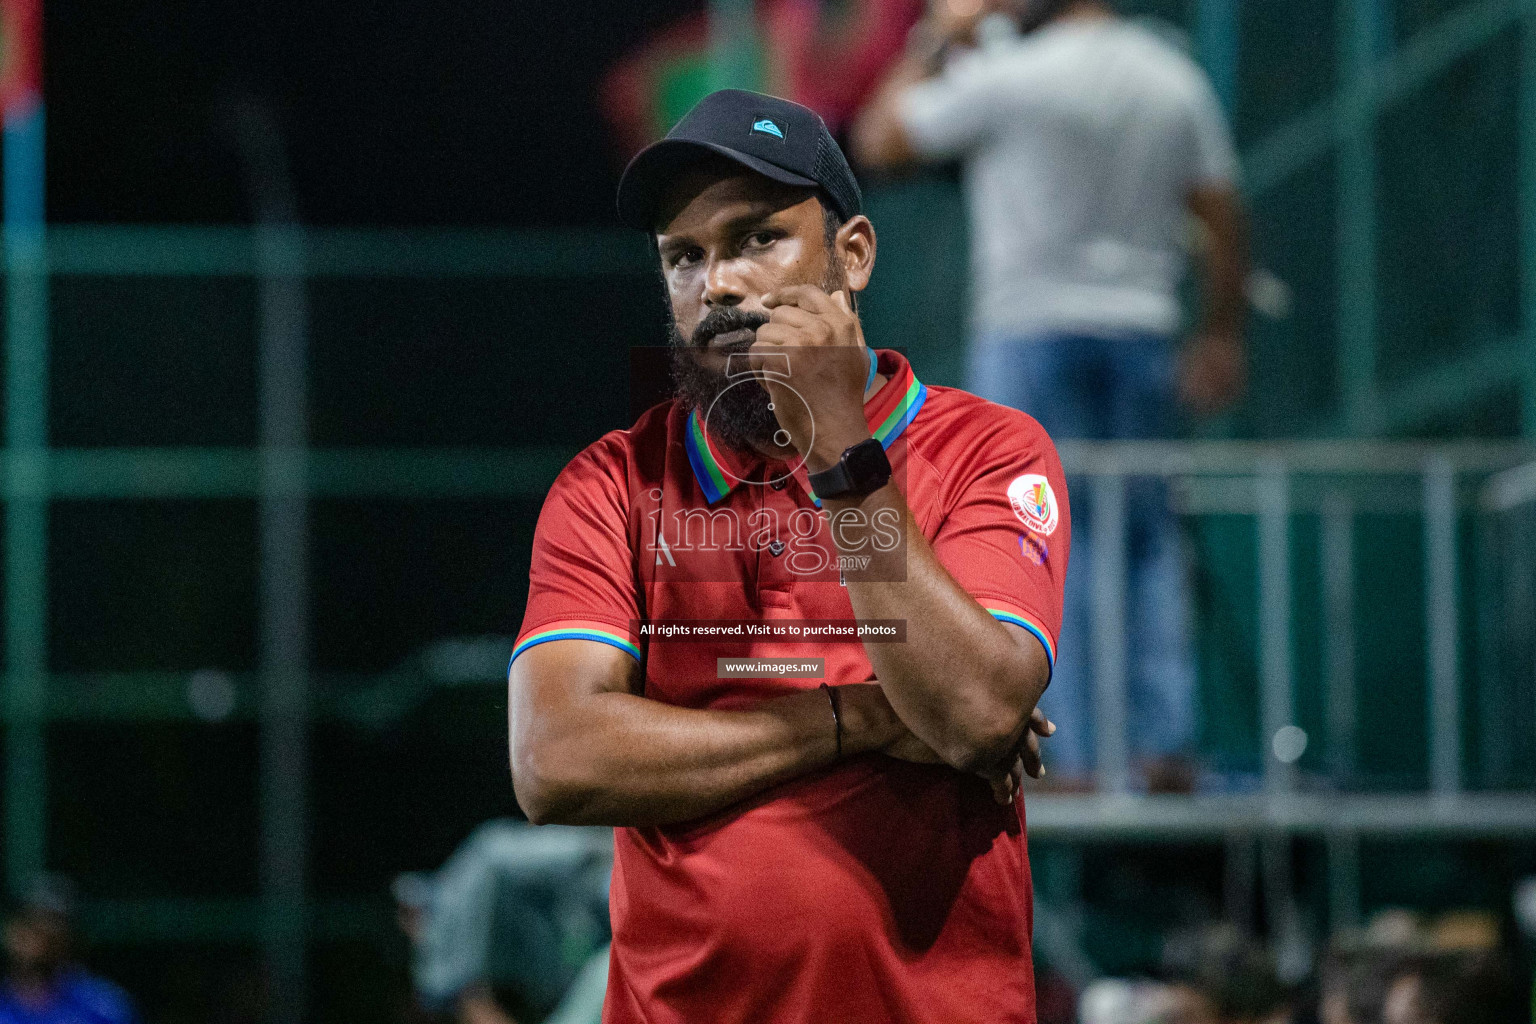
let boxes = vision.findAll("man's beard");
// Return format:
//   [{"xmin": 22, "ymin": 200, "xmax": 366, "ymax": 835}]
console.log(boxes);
[
  {"xmin": 669, "ymin": 264, "xmax": 848, "ymax": 456},
  {"xmin": 670, "ymin": 306, "xmax": 779, "ymax": 454}
]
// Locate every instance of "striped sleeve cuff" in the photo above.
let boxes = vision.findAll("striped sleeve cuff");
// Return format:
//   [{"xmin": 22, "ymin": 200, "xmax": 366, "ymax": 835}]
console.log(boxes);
[
  {"xmin": 982, "ymin": 603, "xmax": 1056, "ymax": 678},
  {"xmin": 510, "ymin": 619, "xmax": 642, "ymax": 668}
]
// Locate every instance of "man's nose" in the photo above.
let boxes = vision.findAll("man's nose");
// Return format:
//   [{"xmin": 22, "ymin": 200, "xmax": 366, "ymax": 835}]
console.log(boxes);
[{"xmin": 702, "ymin": 255, "xmax": 749, "ymax": 308}]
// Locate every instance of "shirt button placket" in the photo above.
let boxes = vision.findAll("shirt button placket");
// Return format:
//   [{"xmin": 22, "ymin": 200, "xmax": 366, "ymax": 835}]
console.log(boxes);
[{"xmin": 758, "ymin": 480, "xmax": 798, "ymax": 598}]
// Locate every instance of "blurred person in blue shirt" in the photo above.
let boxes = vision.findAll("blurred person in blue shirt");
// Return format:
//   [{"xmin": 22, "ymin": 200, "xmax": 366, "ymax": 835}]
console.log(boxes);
[
  {"xmin": 854, "ymin": 0, "xmax": 1249, "ymax": 790},
  {"xmin": 0, "ymin": 879, "xmax": 138, "ymax": 1024}
]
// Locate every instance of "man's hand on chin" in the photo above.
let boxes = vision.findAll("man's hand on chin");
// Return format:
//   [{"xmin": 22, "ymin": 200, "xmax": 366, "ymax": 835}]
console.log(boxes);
[{"xmin": 752, "ymin": 285, "xmax": 873, "ymax": 472}]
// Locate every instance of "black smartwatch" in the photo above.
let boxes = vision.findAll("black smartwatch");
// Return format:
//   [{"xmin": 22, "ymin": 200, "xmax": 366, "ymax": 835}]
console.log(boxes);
[{"xmin": 808, "ymin": 438, "xmax": 891, "ymax": 500}]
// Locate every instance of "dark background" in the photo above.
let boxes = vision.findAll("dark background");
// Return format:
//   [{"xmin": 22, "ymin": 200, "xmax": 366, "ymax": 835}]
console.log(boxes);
[
  {"xmin": 47, "ymin": 1, "xmax": 700, "ymax": 227},
  {"xmin": 37, "ymin": 5, "xmax": 700, "ymax": 1017}
]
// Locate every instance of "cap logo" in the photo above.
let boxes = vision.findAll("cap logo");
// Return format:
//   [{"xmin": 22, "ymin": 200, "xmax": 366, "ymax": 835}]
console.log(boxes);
[{"xmin": 751, "ymin": 117, "xmax": 785, "ymax": 140}]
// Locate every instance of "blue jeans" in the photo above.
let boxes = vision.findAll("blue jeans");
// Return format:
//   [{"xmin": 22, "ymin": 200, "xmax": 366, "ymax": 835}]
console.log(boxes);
[{"xmin": 968, "ymin": 332, "xmax": 1197, "ymax": 775}]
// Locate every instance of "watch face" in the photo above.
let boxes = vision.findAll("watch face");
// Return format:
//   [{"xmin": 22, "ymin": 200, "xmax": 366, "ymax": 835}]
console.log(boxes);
[{"xmin": 845, "ymin": 439, "xmax": 892, "ymax": 490}]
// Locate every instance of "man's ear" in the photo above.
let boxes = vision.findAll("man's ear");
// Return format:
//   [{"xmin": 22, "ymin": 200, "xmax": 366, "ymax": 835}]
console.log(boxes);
[{"xmin": 836, "ymin": 215, "xmax": 877, "ymax": 294}]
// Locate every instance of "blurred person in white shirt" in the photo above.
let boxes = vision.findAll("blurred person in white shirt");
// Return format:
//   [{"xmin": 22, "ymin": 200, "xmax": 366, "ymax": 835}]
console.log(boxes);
[{"xmin": 853, "ymin": 0, "xmax": 1249, "ymax": 789}]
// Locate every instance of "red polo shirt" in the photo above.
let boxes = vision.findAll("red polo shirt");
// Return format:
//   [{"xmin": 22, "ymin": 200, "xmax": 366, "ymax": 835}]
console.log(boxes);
[{"xmin": 514, "ymin": 350, "xmax": 1069, "ymax": 1024}]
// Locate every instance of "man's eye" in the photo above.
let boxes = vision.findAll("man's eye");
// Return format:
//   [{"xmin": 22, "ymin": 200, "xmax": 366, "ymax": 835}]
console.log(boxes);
[
  {"xmin": 744, "ymin": 231, "xmax": 776, "ymax": 249},
  {"xmin": 673, "ymin": 249, "xmax": 703, "ymax": 268}
]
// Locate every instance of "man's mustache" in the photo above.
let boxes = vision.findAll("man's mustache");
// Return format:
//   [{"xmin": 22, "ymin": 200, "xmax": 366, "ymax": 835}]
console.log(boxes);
[{"xmin": 691, "ymin": 307, "xmax": 771, "ymax": 349}]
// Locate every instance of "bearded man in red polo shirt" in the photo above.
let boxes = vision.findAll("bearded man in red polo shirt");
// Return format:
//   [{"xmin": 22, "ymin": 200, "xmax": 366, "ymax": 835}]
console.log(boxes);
[{"xmin": 508, "ymin": 89, "xmax": 1070, "ymax": 1024}]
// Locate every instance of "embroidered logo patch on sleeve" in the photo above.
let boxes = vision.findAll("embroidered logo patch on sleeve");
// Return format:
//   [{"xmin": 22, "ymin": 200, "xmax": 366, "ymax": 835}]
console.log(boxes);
[{"xmin": 1007, "ymin": 474, "xmax": 1059, "ymax": 536}]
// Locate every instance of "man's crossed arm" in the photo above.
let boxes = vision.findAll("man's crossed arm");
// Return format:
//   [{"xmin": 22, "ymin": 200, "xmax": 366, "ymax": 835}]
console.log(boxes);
[{"xmin": 508, "ymin": 633, "xmax": 1052, "ymax": 829}]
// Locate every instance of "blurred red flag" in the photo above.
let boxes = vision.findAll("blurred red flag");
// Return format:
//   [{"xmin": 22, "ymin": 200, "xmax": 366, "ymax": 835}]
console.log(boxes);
[
  {"xmin": 602, "ymin": 0, "xmax": 923, "ymax": 160},
  {"xmin": 1, "ymin": 0, "xmax": 41, "ymax": 118}
]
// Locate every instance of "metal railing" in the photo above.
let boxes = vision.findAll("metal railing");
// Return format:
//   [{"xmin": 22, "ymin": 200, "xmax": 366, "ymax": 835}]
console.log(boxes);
[
  {"xmin": 1041, "ymin": 439, "xmax": 1536, "ymax": 820},
  {"xmin": 1027, "ymin": 441, "xmax": 1536, "ymax": 963}
]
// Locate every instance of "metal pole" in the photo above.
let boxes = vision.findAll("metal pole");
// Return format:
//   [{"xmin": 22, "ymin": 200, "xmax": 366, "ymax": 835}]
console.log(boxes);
[
  {"xmin": 228, "ymin": 98, "xmax": 310, "ymax": 1024},
  {"xmin": 1224, "ymin": 834, "xmax": 1258, "ymax": 935},
  {"xmin": 2, "ymin": 0, "xmax": 49, "ymax": 899},
  {"xmin": 1196, "ymin": 0, "xmax": 1240, "ymax": 112},
  {"xmin": 1505, "ymin": 511, "xmax": 1536, "ymax": 787},
  {"xmin": 1528, "ymin": 512, "xmax": 1536, "ymax": 787},
  {"xmin": 1337, "ymin": 0, "xmax": 1388, "ymax": 433},
  {"xmin": 1473, "ymin": 509, "xmax": 1507, "ymax": 788},
  {"xmin": 1521, "ymin": 0, "xmax": 1536, "ymax": 437},
  {"xmin": 1258, "ymin": 461, "xmax": 1296, "ymax": 794},
  {"xmin": 707, "ymin": 0, "xmax": 759, "ymax": 94},
  {"xmin": 1326, "ymin": 830, "xmax": 1363, "ymax": 932},
  {"xmin": 1423, "ymin": 457, "xmax": 1462, "ymax": 795},
  {"xmin": 1262, "ymin": 834, "xmax": 1309, "ymax": 984},
  {"xmin": 1091, "ymin": 474, "xmax": 1131, "ymax": 795},
  {"xmin": 1321, "ymin": 492, "xmax": 1357, "ymax": 786}
]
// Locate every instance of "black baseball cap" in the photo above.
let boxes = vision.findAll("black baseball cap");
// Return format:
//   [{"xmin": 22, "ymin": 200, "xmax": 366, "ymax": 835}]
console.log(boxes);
[{"xmin": 616, "ymin": 89, "xmax": 862, "ymax": 231}]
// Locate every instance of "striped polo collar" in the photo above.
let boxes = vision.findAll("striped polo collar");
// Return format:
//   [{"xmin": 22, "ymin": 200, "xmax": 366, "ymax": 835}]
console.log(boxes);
[{"xmin": 684, "ymin": 349, "xmax": 928, "ymax": 504}]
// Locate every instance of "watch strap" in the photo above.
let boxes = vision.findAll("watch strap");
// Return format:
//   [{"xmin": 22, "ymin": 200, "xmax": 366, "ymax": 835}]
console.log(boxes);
[
  {"xmin": 808, "ymin": 437, "xmax": 890, "ymax": 500},
  {"xmin": 807, "ymin": 458, "xmax": 854, "ymax": 498}
]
